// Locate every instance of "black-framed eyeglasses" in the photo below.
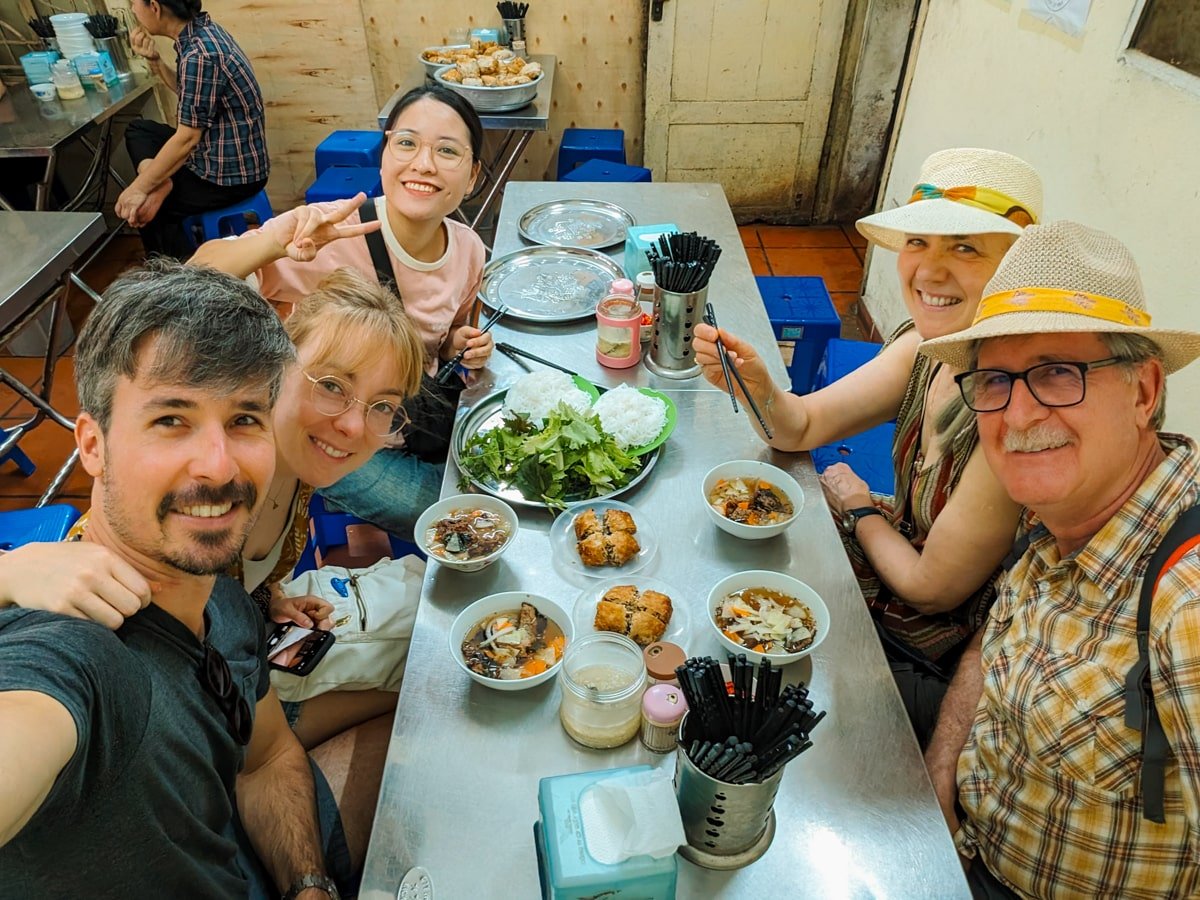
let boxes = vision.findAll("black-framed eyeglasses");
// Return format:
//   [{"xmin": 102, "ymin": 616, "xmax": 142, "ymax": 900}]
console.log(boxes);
[
  {"xmin": 304, "ymin": 371, "xmax": 410, "ymax": 437},
  {"xmin": 198, "ymin": 641, "xmax": 253, "ymax": 745},
  {"xmin": 955, "ymin": 357, "xmax": 1124, "ymax": 413}
]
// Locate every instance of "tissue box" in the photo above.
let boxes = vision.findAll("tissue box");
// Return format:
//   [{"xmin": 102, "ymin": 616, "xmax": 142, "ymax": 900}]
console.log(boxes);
[
  {"xmin": 21, "ymin": 50, "xmax": 61, "ymax": 86},
  {"xmin": 624, "ymin": 224, "xmax": 678, "ymax": 280},
  {"xmin": 535, "ymin": 766, "xmax": 677, "ymax": 900},
  {"xmin": 73, "ymin": 51, "xmax": 120, "ymax": 86}
]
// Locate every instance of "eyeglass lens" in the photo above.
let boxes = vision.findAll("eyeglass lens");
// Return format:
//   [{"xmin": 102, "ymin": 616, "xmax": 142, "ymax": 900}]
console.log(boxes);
[
  {"xmin": 387, "ymin": 131, "xmax": 469, "ymax": 169},
  {"xmin": 309, "ymin": 375, "xmax": 407, "ymax": 437},
  {"xmin": 960, "ymin": 361, "xmax": 1111, "ymax": 412}
]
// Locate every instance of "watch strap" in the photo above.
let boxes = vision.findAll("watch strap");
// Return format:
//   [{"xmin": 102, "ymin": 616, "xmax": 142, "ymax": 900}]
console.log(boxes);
[{"xmin": 282, "ymin": 873, "xmax": 339, "ymax": 900}]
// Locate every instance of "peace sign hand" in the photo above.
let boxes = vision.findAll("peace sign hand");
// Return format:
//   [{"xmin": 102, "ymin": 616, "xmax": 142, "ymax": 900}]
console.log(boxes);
[{"xmin": 274, "ymin": 193, "xmax": 383, "ymax": 263}]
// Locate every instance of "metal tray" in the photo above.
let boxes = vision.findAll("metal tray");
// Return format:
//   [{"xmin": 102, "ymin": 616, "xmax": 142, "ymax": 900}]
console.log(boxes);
[
  {"xmin": 517, "ymin": 199, "xmax": 636, "ymax": 250},
  {"xmin": 451, "ymin": 388, "xmax": 661, "ymax": 509},
  {"xmin": 479, "ymin": 246, "xmax": 626, "ymax": 323}
]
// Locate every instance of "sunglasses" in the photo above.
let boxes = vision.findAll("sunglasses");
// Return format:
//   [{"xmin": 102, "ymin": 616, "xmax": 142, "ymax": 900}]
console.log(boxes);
[{"xmin": 197, "ymin": 640, "xmax": 253, "ymax": 745}]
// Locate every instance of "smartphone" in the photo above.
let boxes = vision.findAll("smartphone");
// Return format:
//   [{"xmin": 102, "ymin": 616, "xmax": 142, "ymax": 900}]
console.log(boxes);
[{"xmin": 266, "ymin": 623, "xmax": 336, "ymax": 676}]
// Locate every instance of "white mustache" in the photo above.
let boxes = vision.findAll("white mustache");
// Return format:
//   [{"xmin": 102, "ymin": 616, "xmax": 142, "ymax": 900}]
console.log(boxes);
[{"xmin": 1003, "ymin": 424, "xmax": 1073, "ymax": 453}]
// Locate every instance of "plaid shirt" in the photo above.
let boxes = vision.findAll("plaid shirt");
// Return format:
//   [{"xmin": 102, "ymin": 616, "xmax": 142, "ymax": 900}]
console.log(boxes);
[
  {"xmin": 174, "ymin": 13, "xmax": 268, "ymax": 186},
  {"xmin": 957, "ymin": 435, "xmax": 1200, "ymax": 898}
]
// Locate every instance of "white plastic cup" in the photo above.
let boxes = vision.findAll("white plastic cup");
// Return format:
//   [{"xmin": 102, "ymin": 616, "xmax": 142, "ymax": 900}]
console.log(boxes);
[{"xmin": 31, "ymin": 83, "xmax": 57, "ymax": 102}]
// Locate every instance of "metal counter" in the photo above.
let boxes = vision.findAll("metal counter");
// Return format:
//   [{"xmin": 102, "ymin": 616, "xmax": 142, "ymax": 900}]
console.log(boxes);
[{"xmin": 360, "ymin": 185, "xmax": 969, "ymax": 899}]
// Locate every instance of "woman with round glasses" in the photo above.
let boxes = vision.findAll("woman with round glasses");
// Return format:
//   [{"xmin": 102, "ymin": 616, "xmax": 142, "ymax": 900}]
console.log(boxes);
[
  {"xmin": 190, "ymin": 84, "xmax": 491, "ymax": 537},
  {"xmin": 693, "ymin": 148, "xmax": 1041, "ymax": 690}
]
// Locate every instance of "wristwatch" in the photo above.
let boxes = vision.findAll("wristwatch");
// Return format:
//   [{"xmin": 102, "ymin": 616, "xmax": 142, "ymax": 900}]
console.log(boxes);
[
  {"xmin": 841, "ymin": 506, "xmax": 883, "ymax": 534},
  {"xmin": 282, "ymin": 873, "xmax": 340, "ymax": 900}
]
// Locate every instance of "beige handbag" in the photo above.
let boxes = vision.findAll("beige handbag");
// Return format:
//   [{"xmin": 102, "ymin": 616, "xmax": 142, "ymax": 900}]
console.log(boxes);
[{"xmin": 270, "ymin": 555, "xmax": 424, "ymax": 702}]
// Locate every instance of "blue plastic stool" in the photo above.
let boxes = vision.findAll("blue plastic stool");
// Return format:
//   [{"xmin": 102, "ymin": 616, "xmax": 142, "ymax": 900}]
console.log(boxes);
[
  {"xmin": 0, "ymin": 425, "xmax": 35, "ymax": 477},
  {"xmin": 182, "ymin": 189, "xmax": 274, "ymax": 249},
  {"xmin": 562, "ymin": 158, "xmax": 651, "ymax": 183},
  {"xmin": 556, "ymin": 128, "xmax": 626, "ymax": 180},
  {"xmin": 0, "ymin": 504, "xmax": 81, "ymax": 550},
  {"xmin": 811, "ymin": 338, "xmax": 884, "ymax": 392},
  {"xmin": 304, "ymin": 166, "xmax": 383, "ymax": 204},
  {"xmin": 315, "ymin": 130, "xmax": 384, "ymax": 177},
  {"xmin": 757, "ymin": 276, "xmax": 841, "ymax": 396},
  {"xmin": 294, "ymin": 495, "xmax": 424, "ymax": 577}
]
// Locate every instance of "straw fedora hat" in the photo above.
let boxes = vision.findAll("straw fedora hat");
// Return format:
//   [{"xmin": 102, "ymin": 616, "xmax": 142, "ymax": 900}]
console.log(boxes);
[
  {"xmin": 856, "ymin": 148, "xmax": 1043, "ymax": 252},
  {"xmin": 919, "ymin": 220, "xmax": 1200, "ymax": 374}
]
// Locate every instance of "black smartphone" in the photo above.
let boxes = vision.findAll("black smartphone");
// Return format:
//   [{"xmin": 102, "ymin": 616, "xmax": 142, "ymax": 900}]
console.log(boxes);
[{"xmin": 266, "ymin": 623, "xmax": 336, "ymax": 676}]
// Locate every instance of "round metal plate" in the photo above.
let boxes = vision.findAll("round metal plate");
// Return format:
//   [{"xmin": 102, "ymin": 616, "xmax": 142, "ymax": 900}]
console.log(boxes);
[
  {"xmin": 451, "ymin": 388, "xmax": 661, "ymax": 509},
  {"xmin": 517, "ymin": 199, "xmax": 636, "ymax": 250},
  {"xmin": 480, "ymin": 246, "xmax": 627, "ymax": 323}
]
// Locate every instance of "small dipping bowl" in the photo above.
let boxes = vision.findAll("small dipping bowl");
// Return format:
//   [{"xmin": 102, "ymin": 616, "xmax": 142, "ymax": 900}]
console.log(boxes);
[{"xmin": 30, "ymin": 83, "xmax": 57, "ymax": 102}]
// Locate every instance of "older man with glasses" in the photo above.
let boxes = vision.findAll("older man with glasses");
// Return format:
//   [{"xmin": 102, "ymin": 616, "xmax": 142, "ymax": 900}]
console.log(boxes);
[
  {"xmin": 911, "ymin": 221, "xmax": 1200, "ymax": 898},
  {"xmin": 0, "ymin": 263, "xmax": 350, "ymax": 900}
]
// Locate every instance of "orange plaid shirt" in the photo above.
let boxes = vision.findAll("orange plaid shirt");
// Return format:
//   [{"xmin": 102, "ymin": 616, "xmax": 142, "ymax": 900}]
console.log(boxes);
[{"xmin": 956, "ymin": 436, "xmax": 1200, "ymax": 898}]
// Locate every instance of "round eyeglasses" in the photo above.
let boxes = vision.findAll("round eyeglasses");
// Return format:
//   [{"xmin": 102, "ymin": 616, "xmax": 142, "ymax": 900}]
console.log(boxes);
[
  {"xmin": 384, "ymin": 129, "xmax": 472, "ymax": 170},
  {"xmin": 305, "ymin": 372, "xmax": 409, "ymax": 437},
  {"xmin": 954, "ymin": 357, "xmax": 1123, "ymax": 413}
]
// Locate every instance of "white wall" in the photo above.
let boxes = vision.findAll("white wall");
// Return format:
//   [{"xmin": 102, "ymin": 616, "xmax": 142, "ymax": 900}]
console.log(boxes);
[{"xmin": 861, "ymin": 0, "xmax": 1200, "ymax": 434}]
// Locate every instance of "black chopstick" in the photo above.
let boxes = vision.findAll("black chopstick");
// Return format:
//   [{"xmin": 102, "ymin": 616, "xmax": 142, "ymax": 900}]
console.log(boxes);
[
  {"xmin": 435, "ymin": 305, "xmax": 507, "ymax": 384},
  {"xmin": 703, "ymin": 304, "xmax": 774, "ymax": 439},
  {"xmin": 494, "ymin": 343, "xmax": 579, "ymax": 378}
]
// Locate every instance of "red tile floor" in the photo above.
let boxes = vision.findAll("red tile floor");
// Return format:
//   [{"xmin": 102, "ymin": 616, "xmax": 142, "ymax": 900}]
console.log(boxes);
[{"xmin": 0, "ymin": 226, "xmax": 876, "ymax": 514}]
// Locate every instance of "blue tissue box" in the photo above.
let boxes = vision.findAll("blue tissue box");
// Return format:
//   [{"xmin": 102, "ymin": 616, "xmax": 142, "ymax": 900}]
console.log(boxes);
[
  {"xmin": 73, "ymin": 51, "xmax": 120, "ymax": 86},
  {"xmin": 624, "ymin": 224, "xmax": 678, "ymax": 279},
  {"xmin": 535, "ymin": 766, "xmax": 677, "ymax": 900},
  {"xmin": 20, "ymin": 50, "xmax": 61, "ymax": 85},
  {"xmin": 470, "ymin": 27, "xmax": 501, "ymax": 44}
]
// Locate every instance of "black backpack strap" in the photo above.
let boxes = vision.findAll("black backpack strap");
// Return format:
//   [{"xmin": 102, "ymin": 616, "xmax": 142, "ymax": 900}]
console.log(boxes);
[
  {"xmin": 1123, "ymin": 503, "xmax": 1200, "ymax": 823},
  {"xmin": 356, "ymin": 199, "xmax": 395, "ymax": 289},
  {"xmin": 1001, "ymin": 522, "xmax": 1049, "ymax": 573}
]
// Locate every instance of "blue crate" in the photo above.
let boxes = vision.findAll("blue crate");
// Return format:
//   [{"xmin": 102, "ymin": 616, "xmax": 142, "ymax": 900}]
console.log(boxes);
[
  {"xmin": 811, "ymin": 423, "xmax": 896, "ymax": 496},
  {"xmin": 304, "ymin": 166, "xmax": 383, "ymax": 204},
  {"xmin": 314, "ymin": 130, "xmax": 384, "ymax": 176},
  {"xmin": 556, "ymin": 128, "xmax": 626, "ymax": 180},
  {"xmin": 561, "ymin": 158, "xmax": 651, "ymax": 183},
  {"xmin": 757, "ymin": 276, "xmax": 841, "ymax": 396}
]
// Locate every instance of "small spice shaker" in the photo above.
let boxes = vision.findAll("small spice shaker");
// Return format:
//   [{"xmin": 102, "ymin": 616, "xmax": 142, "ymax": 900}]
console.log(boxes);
[
  {"xmin": 643, "ymin": 641, "xmax": 685, "ymax": 686},
  {"xmin": 640, "ymin": 684, "xmax": 688, "ymax": 753}
]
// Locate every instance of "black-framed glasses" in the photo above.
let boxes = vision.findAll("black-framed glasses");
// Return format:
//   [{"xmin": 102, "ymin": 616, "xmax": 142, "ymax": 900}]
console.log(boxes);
[
  {"xmin": 304, "ymin": 371, "xmax": 410, "ymax": 437},
  {"xmin": 384, "ymin": 129, "xmax": 472, "ymax": 170},
  {"xmin": 955, "ymin": 357, "xmax": 1124, "ymax": 413},
  {"xmin": 198, "ymin": 641, "xmax": 253, "ymax": 745}
]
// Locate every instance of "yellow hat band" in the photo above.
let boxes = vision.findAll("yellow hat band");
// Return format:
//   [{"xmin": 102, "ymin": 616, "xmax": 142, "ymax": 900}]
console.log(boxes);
[
  {"xmin": 975, "ymin": 288, "xmax": 1152, "ymax": 328},
  {"xmin": 908, "ymin": 183, "xmax": 1037, "ymax": 227}
]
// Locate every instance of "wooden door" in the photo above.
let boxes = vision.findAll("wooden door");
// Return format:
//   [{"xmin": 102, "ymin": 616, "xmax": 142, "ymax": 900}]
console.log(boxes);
[{"xmin": 644, "ymin": 0, "xmax": 849, "ymax": 222}]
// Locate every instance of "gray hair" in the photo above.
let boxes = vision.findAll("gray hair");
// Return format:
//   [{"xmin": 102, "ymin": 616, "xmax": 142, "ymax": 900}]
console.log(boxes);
[
  {"xmin": 75, "ymin": 259, "xmax": 295, "ymax": 431},
  {"xmin": 966, "ymin": 332, "xmax": 1167, "ymax": 429}
]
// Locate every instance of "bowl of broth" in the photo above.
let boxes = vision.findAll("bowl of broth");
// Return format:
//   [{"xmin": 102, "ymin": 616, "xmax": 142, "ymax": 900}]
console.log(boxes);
[
  {"xmin": 415, "ymin": 494, "xmax": 518, "ymax": 572},
  {"xmin": 706, "ymin": 570, "xmax": 829, "ymax": 665},
  {"xmin": 701, "ymin": 460, "xmax": 803, "ymax": 540},
  {"xmin": 450, "ymin": 592, "xmax": 573, "ymax": 690}
]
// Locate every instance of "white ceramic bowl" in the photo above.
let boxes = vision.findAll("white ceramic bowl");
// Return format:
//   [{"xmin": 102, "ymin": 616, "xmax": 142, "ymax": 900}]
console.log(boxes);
[
  {"xmin": 433, "ymin": 64, "xmax": 542, "ymax": 112},
  {"xmin": 450, "ymin": 592, "xmax": 574, "ymax": 691},
  {"xmin": 701, "ymin": 460, "xmax": 803, "ymax": 540},
  {"xmin": 415, "ymin": 493, "xmax": 518, "ymax": 573},
  {"xmin": 706, "ymin": 570, "xmax": 830, "ymax": 665},
  {"xmin": 417, "ymin": 44, "xmax": 471, "ymax": 78}
]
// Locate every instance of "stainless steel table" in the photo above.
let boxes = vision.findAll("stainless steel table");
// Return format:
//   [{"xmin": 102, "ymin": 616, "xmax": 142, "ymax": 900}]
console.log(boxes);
[
  {"xmin": 0, "ymin": 75, "xmax": 155, "ymax": 212},
  {"xmin": 378, "ymin": 58, "xmax": 556, "ymax": 235},
  {"xmin": 0, "ymin": 211, "xmax": 105, "ymax": 504},
  {"xmin": 361, "ymin": 185, "xmax": 969, "ymax": 899}
]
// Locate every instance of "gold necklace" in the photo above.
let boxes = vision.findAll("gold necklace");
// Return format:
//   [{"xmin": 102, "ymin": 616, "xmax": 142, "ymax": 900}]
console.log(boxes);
[{"xmin": 267, "ymin": 477, "xmax": 294, "ymax": 511}]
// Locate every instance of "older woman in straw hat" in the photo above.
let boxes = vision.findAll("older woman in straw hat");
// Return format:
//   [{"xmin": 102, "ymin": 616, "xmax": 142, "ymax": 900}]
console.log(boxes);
[{"xmin": 695, "ymin": 148, "xmax": 1042, "ymax": 684}]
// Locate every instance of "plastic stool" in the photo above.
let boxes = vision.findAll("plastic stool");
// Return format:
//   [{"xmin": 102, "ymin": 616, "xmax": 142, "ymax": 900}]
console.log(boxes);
[
  {"xmin": 0, "ymin": 425, "xmax": 35, "ymax": 477},
  {"xmin": 0, "ymin": 504, "xmax": 81, "ymax": 550},
  {"xmin": 315, "ymin": 130, "xmax": 384, "ymax": 177},
  {"xmin": 757, "ymin": 276, "xmax": 841, "ymax": 396},
  {"xmin": 305, "ymin": 166, "xmax": 383, "ymax": 204},
  {"xmin": 182, "ymin": 189, "xmax": 274, "ymax": 249},
  {"xmin": 811, "ymin": 338, "xmax": 884, "ymax": 392},
  {"xmin": 556, "ymin": 128, "xmax": 626, "ymax": 180},
  {"xmin": 811, "ymin": 423, "xmax": 896, "ymax": 496},
  {"xmin": 562, "ymin": 158, "xmax": 651, "ymax": 183},
  {"xmin": 294, "ymin": 495, "xmax": 424, "ymax": 577}
]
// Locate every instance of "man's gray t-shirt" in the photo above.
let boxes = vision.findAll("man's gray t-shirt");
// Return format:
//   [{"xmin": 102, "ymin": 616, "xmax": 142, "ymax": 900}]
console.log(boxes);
[{"xmin": 0, "ymin": 575, "xmax": 268, "ymax": 898}]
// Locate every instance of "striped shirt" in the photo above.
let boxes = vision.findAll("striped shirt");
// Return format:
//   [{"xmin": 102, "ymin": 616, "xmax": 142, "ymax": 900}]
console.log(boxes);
[
  {"xmin": 174, "ymin": 13, "xmax": 268, "ymax": 186},
  {"xmin": 956, "ymin": 435, "xmax": 1200, "ymax": 898}
]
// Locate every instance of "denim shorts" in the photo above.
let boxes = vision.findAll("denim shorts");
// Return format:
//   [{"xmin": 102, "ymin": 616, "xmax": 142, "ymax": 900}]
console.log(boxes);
[{"xmin": 318, "ymin": 448, "xmax": 444, "ymax": 540}]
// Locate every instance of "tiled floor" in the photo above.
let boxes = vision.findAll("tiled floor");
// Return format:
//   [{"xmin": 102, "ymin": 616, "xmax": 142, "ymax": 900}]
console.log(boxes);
[{"xmin": 0, "ymin": 226, "xmax": 876, "ymax": 514}]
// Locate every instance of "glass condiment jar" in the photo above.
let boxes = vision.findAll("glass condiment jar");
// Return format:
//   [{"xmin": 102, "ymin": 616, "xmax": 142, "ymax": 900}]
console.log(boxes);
[
  {"xmin": 595, "ymin": 279, "xmax": 640, "ymax": 368},
  {"xmin": 51, "ymin": 60, "xmax": 84, "ymax": 100},
  {"xmin": 643, "ymin": 641, "xmax": 686, "ymax": 686},
  {"xmin": 559, "ymin": 632, "xmax": 646, "ymax": 749},
  {"xmin": 640, "ymin": 683, "xmax": 688, "ymax": 753}
]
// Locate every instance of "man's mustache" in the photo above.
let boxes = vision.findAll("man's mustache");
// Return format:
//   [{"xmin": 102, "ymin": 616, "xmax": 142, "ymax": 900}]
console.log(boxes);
[{"xmin": 156, "ymin": 481, "xmax": 259, "ymax": 521}]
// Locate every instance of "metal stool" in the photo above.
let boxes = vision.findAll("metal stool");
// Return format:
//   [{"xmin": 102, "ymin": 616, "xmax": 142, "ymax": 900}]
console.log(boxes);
[
  {"xmin": 561, "ymin": 158, "xmax": 651, "ymax": 183},
  {"xmin": 315, "ymin": 130, "xmax": 385, "ymax": 176},
  {"xmin": 304, "ymin": 167, "xmax": 383, "ymax": 204},
  {"xmin": 556, "ymin": 128, "xmax": 626, "ymax": 180},
  {"xmin": 0, "ymin": 425, "xmax": 35, "ymax": 477},
  {"xmin": 0, "ymin": 503, "xmax": 81, "ymax": 550},
  {"xmin": 182, "ymin": 189, "xmax": 274, "ymax": 250}
]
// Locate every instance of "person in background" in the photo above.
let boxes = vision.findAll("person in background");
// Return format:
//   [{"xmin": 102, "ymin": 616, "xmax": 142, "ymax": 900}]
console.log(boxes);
[
  {"xmin": 694, "ymin": 149, "xmax": 1040, "ymax": 708},
  {"xmin": 0, "ymin": 262, "xmax": 352, "ymax": 899},
  {"xmin": 190, "ymin": 83, "xmax": 493, "ymax": 539},
  {"xmin": 118, "ymin": 0, "xmax": 269, "ymax": 260},
  {"xmin": 917, "ymin": 221, "xmax": 1200, "ymax": 898}
]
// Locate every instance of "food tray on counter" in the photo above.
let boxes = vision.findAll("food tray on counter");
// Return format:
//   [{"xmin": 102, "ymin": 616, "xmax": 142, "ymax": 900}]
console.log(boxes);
[
  {"xmin": 517, "ymin": 199, "xmax": 636, "ymax": 250},
  {"xmin": 479, "ymin": 246, "xmax": 626, "ymax": 323}
]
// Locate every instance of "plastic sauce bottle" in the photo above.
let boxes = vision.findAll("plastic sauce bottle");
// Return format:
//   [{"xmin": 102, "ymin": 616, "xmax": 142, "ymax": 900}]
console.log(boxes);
[{"xmin": 595, "ymin": 278, "xmax": 641, "ymax": 368}]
